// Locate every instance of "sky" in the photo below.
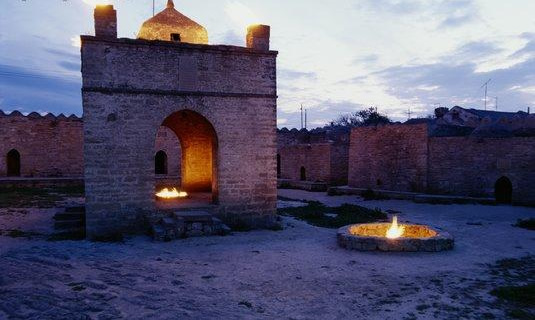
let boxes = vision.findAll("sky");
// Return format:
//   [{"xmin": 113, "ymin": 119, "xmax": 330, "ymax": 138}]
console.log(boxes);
[{"xmin": 0, "ymin": 0, "xmax": 534, "ymax": 128}]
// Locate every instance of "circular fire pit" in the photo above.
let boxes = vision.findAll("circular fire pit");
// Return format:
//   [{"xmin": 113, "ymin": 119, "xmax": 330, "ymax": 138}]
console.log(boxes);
[{"xmin": 337, "ymin": 221, "xmax": 454, "ymax": 252}]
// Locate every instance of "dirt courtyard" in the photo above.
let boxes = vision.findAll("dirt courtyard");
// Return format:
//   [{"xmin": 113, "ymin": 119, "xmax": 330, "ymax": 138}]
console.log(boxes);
[{"xmin": 0, "ymin": 189, "xmax": 534, "ymax": 319}]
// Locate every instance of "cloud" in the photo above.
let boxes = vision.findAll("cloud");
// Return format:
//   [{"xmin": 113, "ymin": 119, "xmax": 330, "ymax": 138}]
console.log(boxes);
[
  {"xmin": 279, "ymin": 68, "xmax": 317, "ymax": 81},
  {"xmin": 355, "ymin": 0, "xmax": 424, "ymax": 15},
  {"xmin": 58, "ymin": 61, "xmax": 81, "ymax": 72},
  {"xmin": 373, "ymin": 44, "xmax": 535, "ymax": 114},
  {"xmin": 0, "ymin": 64, "xmax": 82, "ymax": 115},
  {"xmin": 278, "ymin": 100, "xmax": 365, "ymax": 129}
]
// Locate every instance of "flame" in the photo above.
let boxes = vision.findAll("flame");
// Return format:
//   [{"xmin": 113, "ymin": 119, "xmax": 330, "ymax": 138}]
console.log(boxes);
[
  {"xmin": 82, "ymin": 0, "xmax": 111, "ymax": 7},
  {"xmin": 386, "ymin": 216, "xmax": 405, "ymax": 239},
  {"xmin": 156, "ymin": 188, "xmax": 188, "ymax": 199}
]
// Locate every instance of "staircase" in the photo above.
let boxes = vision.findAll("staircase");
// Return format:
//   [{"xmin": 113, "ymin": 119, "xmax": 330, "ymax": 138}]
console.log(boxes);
[
  {"xmin": 151, "ymin": 209, "xmax": 230, "ymax": 242},
  {"xmin": 52, "ymin": 206, "xmax": 86, "ymax": 239}
]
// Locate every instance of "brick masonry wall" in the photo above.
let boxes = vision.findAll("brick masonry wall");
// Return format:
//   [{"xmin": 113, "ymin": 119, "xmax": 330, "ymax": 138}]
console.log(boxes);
[
  {"xmin": 348, "ymin": 123, "xmax": 429, "ymax": 192},
  {"xmin": 428, "ymin": 136, "xmax": 535, "ymax": 205},
  {"xmin": 0, "ymin": 111, "xmax": 84, "ymax": 178},
  {"xmin": 82, "ymin": 37, "xmax": 278, "ymax": 238},
  {"xmin": 279, "ymin": 143, "xmax": 332, "ymax": 183},
  {"xmin": 0, "ymin": 111, "xmax": 183, "ymax": 182},
  {"xmin": 329, "ymin": 143, "xmax": 349, "ymax": 186}
]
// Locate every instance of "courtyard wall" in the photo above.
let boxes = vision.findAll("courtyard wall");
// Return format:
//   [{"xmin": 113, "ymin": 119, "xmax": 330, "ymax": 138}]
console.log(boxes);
[
  {"xmin": 348, "ymin": 123, "xmax": 429, "ymax": 192},
  {"xmin": 0, "ymin": 111, "xmax": 84, "ymax": 178}
]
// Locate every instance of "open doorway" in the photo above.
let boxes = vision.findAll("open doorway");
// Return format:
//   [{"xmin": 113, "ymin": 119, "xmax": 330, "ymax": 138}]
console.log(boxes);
[
  {"xmin": 7, "ymin": 149, "xmax": 21, "ymax": 177},
  {"xmin": 495, "ymin": 176, "xmax": 513, "ymax": 204},
  {"xmin": 155, "ymin": 110, "xmax": 218, "ymax": 208}
]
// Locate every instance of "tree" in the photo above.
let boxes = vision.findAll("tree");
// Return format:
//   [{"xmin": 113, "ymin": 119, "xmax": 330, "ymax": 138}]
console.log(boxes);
[{"xmin": 328, "ymin": 107, "xmax": 391, "ymax": 128}]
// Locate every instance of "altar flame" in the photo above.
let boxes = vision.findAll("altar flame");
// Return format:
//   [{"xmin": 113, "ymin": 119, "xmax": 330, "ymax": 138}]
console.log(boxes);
[
  {"xmin": 156, "ymin": 188, "xmax": 188, "ymax": 199},
  {"xmin": 386, "ymin": 216, "xmax": 405, "ymax": 239}
]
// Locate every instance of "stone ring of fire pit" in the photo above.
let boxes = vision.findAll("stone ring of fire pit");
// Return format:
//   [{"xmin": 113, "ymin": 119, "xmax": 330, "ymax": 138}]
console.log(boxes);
[{"xmin": 337, "ymin": 223, "xmax": 454, "ymax": 252}]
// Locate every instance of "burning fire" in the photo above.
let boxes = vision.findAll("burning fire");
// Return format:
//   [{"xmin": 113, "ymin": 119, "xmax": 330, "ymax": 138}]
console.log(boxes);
[
  {"xmin": 156, "ymin": 188, "xmax": 188, "ymax": 199},
  {"xmin": 386, "ymin": 216, "xmax": 405, "ymax": 239}
]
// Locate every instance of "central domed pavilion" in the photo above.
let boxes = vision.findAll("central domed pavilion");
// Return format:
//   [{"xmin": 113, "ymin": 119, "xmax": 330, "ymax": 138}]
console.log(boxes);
[{"xmin": 137, "ymin": 0, "xmax": 208, "ymax": 44}]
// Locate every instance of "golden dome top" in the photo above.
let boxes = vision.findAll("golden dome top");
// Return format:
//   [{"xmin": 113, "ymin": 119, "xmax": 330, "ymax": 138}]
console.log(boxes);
[{"xmin": 137, "ymin": 0, "xmax": 208, "ymax": 44}]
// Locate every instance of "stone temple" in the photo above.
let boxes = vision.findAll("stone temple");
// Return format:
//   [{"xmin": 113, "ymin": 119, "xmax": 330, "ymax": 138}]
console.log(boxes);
[{"xmin": 81, "ymin": 1, "xmax": 278, "ymax": 239}]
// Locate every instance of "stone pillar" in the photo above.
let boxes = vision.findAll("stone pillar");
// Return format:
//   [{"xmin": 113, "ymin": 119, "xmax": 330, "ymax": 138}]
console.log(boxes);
[
  {"xmin": 94, "ymin": 5, "xmax": 117, "ymax": 39},
  {"xmin": 246, "ymin": 25, "xmax": 270, "ymax": 51}
]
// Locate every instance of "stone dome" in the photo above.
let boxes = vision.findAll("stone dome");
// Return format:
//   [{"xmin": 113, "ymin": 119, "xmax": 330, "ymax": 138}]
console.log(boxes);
[{"xmin": 137, "ymin": 0, "xmax": 208, "ymax": 44}]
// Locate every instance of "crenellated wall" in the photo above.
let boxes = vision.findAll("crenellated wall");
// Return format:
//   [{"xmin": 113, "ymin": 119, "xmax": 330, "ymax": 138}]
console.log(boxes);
[
  {"xmin": 0, "ymin": 110, "xmax": 84, "ymax": 178},
  {"xmin": 0, "ymin": 111, "xmax": 183, "ymax": 182},
  {"xmin": 348, "ymin": 123, "xmax": 535, "ymax": 205},
  {"xmin": 277, "ymin": 128, "xmax": 349, "ymax": 186}
]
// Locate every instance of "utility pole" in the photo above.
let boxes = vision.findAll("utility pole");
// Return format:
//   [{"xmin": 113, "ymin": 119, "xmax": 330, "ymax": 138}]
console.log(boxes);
[
  {"xmin": 406, "ymin": 107, "xmax": 412, "ymax": 120},
  {"xmin": 305, "ymin": 109, "xmax": 308, "ymax": 129},
  {"xmin": 480, "ymin": 79, "xmax": 492, "ymax": 110},
  {"xmin": 153, "ymin": 0, "xmax": 155, "ymax": 16},
  {"xmin": 495, "ymin": 97, "xmax": 498, "ymax": 111},
  {"xmin": 300, "ymin": 104, "xmax": 303, "ymax": 129}
]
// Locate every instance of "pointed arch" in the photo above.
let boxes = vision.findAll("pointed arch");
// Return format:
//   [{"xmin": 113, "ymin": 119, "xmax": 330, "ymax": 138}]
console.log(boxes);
[
  {"xmin": 7, "ymin": 149, "xmax": 21, "ymax": 177},
  {"xmin": 495, "ymin": 176, "xmax": 513, "ymax": 204}
]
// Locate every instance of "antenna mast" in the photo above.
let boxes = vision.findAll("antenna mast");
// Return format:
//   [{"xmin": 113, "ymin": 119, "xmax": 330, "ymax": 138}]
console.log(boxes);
[
  {"xmin": 300, "ymin": 104, "xmax": 304, "ymax": 129},
  {"xmin": 480, "ymin": 79, "xmax": 492, "ymax": 110},
  {"xmin": 153, "ymin": 0, "xmax": 155, "ymax": 16}
]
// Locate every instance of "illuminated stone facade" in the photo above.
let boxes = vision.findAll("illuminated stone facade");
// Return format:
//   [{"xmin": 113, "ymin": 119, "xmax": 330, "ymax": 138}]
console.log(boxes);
[{"xmin": 81, "ymin": 5, "xmax": 278, "ymax": 238}]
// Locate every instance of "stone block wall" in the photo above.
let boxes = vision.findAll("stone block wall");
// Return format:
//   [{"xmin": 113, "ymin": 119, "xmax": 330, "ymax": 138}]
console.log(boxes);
[
  {"xmin": 82, "ymin": 36, "xmax": 278, "ymax": 238},
  {"xmin": 0, "ymin": 111, "xmax": 84, "ymax": 178},
  {"xmin": 330, "ymin": 143, "xmax": 349, "ymax": 186},
  {"xmin": 428, "ymin": 136, "xmax": 535, "ymax": 205},
  {"xmin": 348, "ymin": 123, "xmax": 429, "ymax": 192},
  {"xmin": 279, "ymin": 143, "xmax": 332, "ymax": 183}
]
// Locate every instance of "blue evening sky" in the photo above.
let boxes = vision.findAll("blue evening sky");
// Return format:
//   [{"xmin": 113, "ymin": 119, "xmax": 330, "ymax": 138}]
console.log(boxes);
[{"xmin": 0, "ymin": 0, "xmax": 534, "ymax": 128}]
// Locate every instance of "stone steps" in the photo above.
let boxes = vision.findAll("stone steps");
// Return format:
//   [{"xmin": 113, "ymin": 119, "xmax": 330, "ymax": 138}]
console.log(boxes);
[
  {"xmin": 151, "ymin": 209, "xmax": 231, "ymax": 242},
  {"xmin": 53, "ymin": 206, "xmax": 86, "ymax": 239}
]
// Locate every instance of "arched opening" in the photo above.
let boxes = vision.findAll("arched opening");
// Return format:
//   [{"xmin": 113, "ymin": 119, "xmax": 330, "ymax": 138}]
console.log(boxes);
[
  {"xmin": 157, "ymin": 110, "xmax": 218, "ymax": 206},
  {"xmin": 277, "ymin": 154, "xmax": 281, "ymax": 178},
  {"xmin": 7, "ymin": 149, "xmax": 21, "ymax": 177},
  {"xmin": 155, "ymin": 150, "xmax": 168, "ymax": 175},
  {"xmin": 495, "ymin": 176, "xmax": 513, "ymax": 204},
  {"xmin": 300, "ymin": 166, "xmax": 306, "ymax": 181}
]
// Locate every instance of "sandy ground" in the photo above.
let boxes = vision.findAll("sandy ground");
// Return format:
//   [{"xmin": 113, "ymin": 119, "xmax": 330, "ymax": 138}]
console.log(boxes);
[{"xmin": 0, "ymin": 190, "xmax": 534, "ymax": 320}]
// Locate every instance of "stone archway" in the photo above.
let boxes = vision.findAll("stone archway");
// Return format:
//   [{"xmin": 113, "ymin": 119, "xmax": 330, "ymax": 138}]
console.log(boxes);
[
  {"xmin": 7, "ymin": 149, "xmax": 21, "ymax": 177},
  {"xmin": 160, "ymin": 110, "xmax": 218, "ymax": 203},
  {"xmin": 495, "ymin": 176, "xmax": 513, "ymax": 204}
]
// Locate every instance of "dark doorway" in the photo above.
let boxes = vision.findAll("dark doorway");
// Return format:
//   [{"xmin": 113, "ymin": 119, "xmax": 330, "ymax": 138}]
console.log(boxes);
[
  {"xmin": 7, "ymin": 149, "xmax": 21, "ymax": 177},
  {"xmin": 300, "ymin": 166, "xmax": 306, "ymax": 181},
  {"xmin": 155, "ymin": 150, "xmax": 168, "ymax": 175},
  {"xmin": 495, "ymin": 176, "xmax": 513, "ymax": 204},
  {"xmin": 277, "ymin": 154, "xmax": 281, "ymax": 178}
]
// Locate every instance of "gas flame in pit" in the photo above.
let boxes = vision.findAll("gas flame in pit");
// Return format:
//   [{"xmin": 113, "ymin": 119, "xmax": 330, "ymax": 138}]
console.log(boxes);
[
  {"xmin": 156, "ymin": 188, "xmax": 188, "ymax": 199},
  {"xmin": 386, "ymin": 216, "xmax": 405, "ymax": 239}
]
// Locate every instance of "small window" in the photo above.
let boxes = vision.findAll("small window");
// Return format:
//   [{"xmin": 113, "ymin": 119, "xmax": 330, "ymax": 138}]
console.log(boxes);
[
  {"xmin": 155, "ymin": 150, "xmax": 168, "ymax": 175},
  {"xmin": 171, "ymin": 33, "xmax": 181, "ymax": 42}
]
